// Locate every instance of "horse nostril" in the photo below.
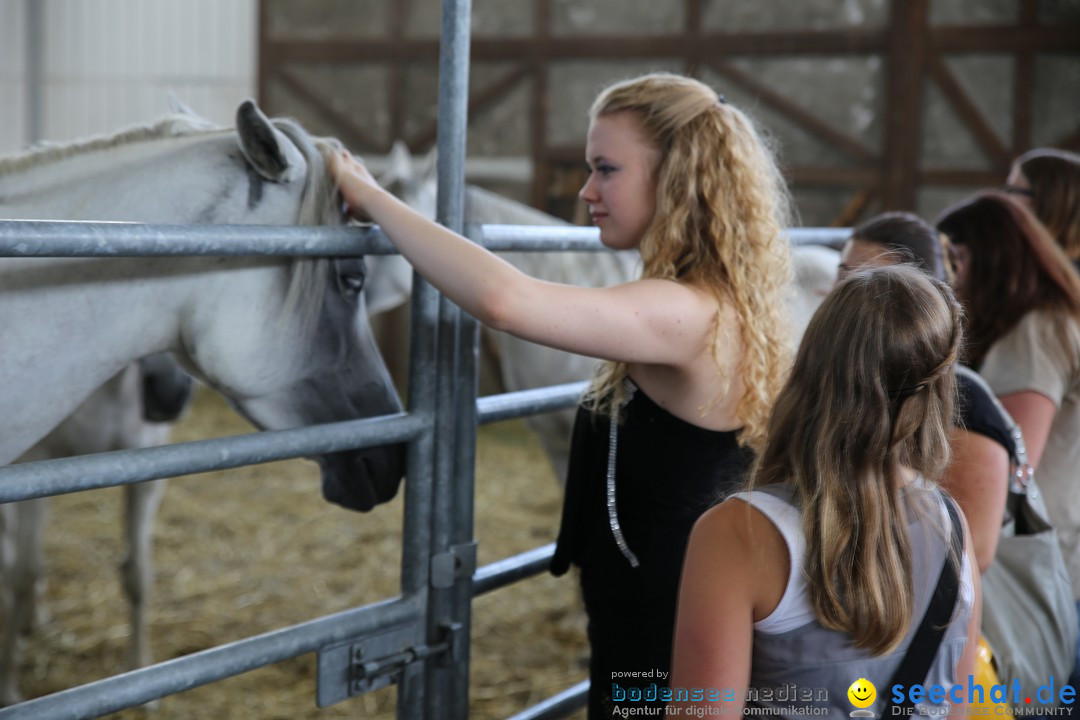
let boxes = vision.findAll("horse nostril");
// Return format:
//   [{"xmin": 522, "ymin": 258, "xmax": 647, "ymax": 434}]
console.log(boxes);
[
  {"xmin": 364, "ymin": 444, "xmax": 406, "ymax": 502},
  {"xmin": 319, "ymin": 445, "xmax": 405, "ymax": 512}
]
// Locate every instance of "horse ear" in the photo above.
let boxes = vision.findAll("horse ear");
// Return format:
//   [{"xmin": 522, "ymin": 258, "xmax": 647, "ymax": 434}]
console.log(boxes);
[
  {"xmin": 235, "ymin": 99, "xmax": 303, "ymax": 183},
  {"xmin": 378, "ymin": 140, "xmax": 414, "ymax": 189},
  {"xmin": 168, "ymin": 93, "xmax": 197, "ymax": 116},
  {"xmin": 166, "ymin": 94, "xmax": 218, "ymax": 131},
  {"xmin": 420, "ymin": 146, "xmax": 439, "ymax": 181}
]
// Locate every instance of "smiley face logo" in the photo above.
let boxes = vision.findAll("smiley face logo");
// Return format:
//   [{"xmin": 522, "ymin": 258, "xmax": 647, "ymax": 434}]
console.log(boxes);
[{"xmin": 847, "ymin": 678, "xmax": 877, "ymax": 713}]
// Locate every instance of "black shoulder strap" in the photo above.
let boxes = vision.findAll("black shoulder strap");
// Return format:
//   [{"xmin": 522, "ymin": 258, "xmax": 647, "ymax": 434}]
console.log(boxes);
[{"xmin": 880, "ymin": 495, "xmax": 964, "ymax": 715}]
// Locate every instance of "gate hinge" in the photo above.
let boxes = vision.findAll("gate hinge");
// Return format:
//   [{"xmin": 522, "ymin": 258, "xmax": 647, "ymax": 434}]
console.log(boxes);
[{"xmin": 431, "ymin": 541, "xmax": 477, "ymax": 589}]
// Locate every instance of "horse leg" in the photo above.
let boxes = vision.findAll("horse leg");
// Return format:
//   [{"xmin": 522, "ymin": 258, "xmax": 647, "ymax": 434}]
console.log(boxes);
[
  {"xmin": 0, "ymin": 498, "xmax": 46, "ymax": 706},
  {"xmin": 14, "ymin": 499, "xmax": 49, "ymax": 636},
  {"xmin": 121, "ymin": 479, "xmax": 166, "ymax": 673},
  {"xmin": 0, "ymin": 503, "xmax": 19, "ymax": 706}
]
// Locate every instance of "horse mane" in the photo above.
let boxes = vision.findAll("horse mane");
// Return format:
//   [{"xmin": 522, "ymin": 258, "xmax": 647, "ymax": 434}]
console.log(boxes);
[
  {"xmin": 0, "ymin": 115, "xmax": 221, "ymax": 174},
  {"xmin": 272, "ymin": 119, "xmax": 346, "ymax": 342},
  {"xmin": 2, "ymin": 109, "xmax": 352, "ymax": 351}
]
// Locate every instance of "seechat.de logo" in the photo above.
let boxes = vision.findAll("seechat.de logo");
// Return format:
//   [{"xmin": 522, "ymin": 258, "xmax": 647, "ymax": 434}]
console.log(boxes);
[{"xmin": 890, "ymin": 676, "xmax": 1076, "ymax": 714}]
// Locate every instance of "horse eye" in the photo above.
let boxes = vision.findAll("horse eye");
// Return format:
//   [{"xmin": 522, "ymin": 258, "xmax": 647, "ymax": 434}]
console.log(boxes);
[
  {"xmin": 335, "ymin": 256, "xmax": 367, "ymax": 300},
  {"xmin": 340, "ymin": 273, "xmax": 365, "ymax": 296}
]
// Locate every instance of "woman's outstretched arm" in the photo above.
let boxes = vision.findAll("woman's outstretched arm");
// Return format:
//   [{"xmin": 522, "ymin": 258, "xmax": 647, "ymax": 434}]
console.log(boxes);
[{"xmin": 330, "ymin": 149, "xmax": 717, "ymax": 367}]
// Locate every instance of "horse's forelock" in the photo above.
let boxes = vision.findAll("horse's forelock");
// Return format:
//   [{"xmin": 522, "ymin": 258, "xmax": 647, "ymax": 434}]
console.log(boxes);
[{"xmin": 272, "ymin": 119, "xmax": 347, "ymax": 344}]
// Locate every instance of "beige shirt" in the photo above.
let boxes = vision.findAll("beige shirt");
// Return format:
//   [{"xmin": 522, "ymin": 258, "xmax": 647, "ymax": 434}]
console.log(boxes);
[{"xmin": 979, "ymin": 309, "xmax": 1080, "ymax": 598}]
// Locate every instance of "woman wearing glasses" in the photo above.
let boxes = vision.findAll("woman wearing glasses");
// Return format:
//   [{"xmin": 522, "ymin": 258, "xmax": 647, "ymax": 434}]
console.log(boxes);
[{"xmin": 1006, "ymin": 148, "xmax": 1080, "ymax": 269}]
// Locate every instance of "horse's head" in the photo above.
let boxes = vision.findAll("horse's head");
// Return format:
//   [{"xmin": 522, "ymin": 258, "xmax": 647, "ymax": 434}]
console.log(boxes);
[
  {"xmin": 188, "ymin": 101, "xmax": 406, "ymax": 512},
  {"xmin": 217, "ymin": 255, "xmax": 406, "ymax": 513}
]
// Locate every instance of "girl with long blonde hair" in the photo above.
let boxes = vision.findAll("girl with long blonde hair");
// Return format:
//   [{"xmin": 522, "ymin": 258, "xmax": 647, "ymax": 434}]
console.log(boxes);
[
  {"xmin": 671, "ymin": 265, "xmax": 979, "ymax": 716},
  {"xmin": 331, "ymin": 72, "xmax": 793, "ymax": 717}
]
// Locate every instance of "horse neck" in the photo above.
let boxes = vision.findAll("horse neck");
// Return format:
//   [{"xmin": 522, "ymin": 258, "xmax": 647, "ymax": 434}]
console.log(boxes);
[
  {"xmin": 0, "ymin": 255, "xmax": 196, "ymax": 464},
  {"xmin": 0, "ymin": 131, "xmax": 233, "ymax": 222}
]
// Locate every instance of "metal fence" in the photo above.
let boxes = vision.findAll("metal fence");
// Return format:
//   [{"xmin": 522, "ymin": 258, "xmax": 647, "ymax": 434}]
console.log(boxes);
[
  {"xmin": 0, "ymin": 222, "xmax": 849, "ymax": 720},
  {"xmin": 0, "ymin": 0, "xmax": 852, "ymax": 717}
]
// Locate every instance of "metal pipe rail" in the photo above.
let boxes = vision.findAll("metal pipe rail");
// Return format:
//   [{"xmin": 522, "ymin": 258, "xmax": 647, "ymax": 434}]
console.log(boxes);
[
  {"xmin": 477, "ymin": 381, "xmax": 588, "ymax": 425},
  {"xmin": 473, "ymin": 544, "xmax": 556, "ymax": 597},
  {"xmin": 0, "ymin": 219, "xmax": 396, "ymax": 256},
  {"xmin": 0, "ymin": 220, "xmax": 851, "ymax": 257},
  {"xmin": 506, "ymin": 680, "xmax": 590, "ymax": 720},
  {"xmin": 0, "ymin": 596, "xmax": 421, "ymax": 720},
  {"xmin": 0, "ymin": 412, "xmax": 425, "ymax": 503},
  {"xmin": 0, "ymin": 376, "xmax": 585, "ymax": 503},
  {"xmin": 470, "ymin": 223, "xmax": 853, "ymax": 250},
  {"xmin": 0, "ymin": 213, "xmax": 851, "ymax": 719}
]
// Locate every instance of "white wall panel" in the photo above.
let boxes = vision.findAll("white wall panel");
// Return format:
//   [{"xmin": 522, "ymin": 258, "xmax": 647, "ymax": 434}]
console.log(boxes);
[
  {"xmin": 0, "ymin": 1, "xmax": 28, "ymax": 152},
  {"xmin": 0, "ymin": 0, "xmax": 256, "ymax": 155}
]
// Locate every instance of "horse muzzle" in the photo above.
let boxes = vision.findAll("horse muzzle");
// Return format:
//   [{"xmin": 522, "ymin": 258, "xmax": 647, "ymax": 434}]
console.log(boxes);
[{"xmin": 318, "ymin": 443, "xmax": 406, "ymax": 512}]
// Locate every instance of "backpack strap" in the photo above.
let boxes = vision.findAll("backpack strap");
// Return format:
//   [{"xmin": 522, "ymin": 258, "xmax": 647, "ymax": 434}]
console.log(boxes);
[{"xmin": 879, "ymin": 494, "xmax": 964, "ymax": 716}]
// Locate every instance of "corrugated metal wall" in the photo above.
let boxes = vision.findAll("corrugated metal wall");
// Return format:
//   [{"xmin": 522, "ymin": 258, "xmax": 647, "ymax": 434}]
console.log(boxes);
[{"xmin": 0, "ymin": 0, "xmax": 256, "ymax": 155}]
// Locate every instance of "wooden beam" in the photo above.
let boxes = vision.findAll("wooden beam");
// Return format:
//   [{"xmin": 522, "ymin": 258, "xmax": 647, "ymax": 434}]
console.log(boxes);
[
  {"xmin": 406, "ymin": 63, "xmax": 533, "ymax": 152},
  {"xmin": 1052, "ymin": 125, "xmax": 1080, "ymax": 151},
  {"xmin": 880, "ymin": 0, "xmax": 929, "ymax": 210},
  {"xmin": 531, "ymin": 0, "xmax": 552, "ymax": 210},
  {"xmin": 926, "ymin": 51, "xmax": 1011, "ymax": 169},
  {"xmin": 265, "ymin": 25, "xmax": 1079, "ymax": 64},
  {"xmin": 832, "ymin": 189, "xmax": 875, "ymax": 227},
  {"xmin": 387, "ymin": 0, "xmax": 408, "ymax": 140},
  {"xmin": 787, "ymin": 166, "xmax": 878, "ymax": 186},
  {"xmin": 709, "ymin": 59, "xmax": 877, "ymax": 163},
  {"xmin": 1013, "ymin": 52, "xmax": 1035, "ymax": 154},
  {"xmin": 920, "ymin": 169, "xmax": 1001, "ymax": 186},
  {"xmin": 933, "ymin": 25, "xmax": 1080, "ymax": 53},
  {"xmin": 264, "ymin": 23, "xmax": 1080, "ymax": 65},
  {"xmin": 273, "ymin": 67, "xmax": 387, "ymax": 152},
  {"xmin": 264, "ymin": 28, "xmax": 888, "ymax": 65},
  {"xmin": 684, "ymin": 0, "xmax": 704, "ymax": 77},
  {"xmin": 1011, "ymin": 0, "xmax": 1038, "ymax": 154}
]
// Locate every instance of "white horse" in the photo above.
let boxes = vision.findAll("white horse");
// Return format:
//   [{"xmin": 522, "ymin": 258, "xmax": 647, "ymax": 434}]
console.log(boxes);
[
  {"xmin": 370, "ymin": 144, "xmax": 840, "ymax": 482},
  {"xmin": 0, "ymin": 101, "xmax": 403, "ymax": 704},
  {"xmin": 0, "ymin": 360, "xmax": 189, "ymax": 706}
]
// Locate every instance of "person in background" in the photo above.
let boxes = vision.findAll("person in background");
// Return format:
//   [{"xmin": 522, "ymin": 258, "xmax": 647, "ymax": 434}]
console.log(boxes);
[
  {"xmin": 670, "ymin": 264, "xmax": 979, "ymax": 716},
  {"xmin": 837, "ymin": 212, "xmax": 1012, "ymax": 572},
  {"xmin": 1006, "ymin": 148, "xmax": 1080, "ymax": 269},
  {"xmin": 936, "ymin": 190, "xmax": 1080, "ymax": 689},
  {"xmin": 330, "ymin": 72, "xmax": 794, "ymax": 718}
]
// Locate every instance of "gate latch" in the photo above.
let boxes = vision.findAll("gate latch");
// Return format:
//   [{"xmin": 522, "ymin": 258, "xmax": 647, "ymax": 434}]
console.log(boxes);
[{"xmin": 316, "ymin": 621, "xmax": 464, "ymax": 707}]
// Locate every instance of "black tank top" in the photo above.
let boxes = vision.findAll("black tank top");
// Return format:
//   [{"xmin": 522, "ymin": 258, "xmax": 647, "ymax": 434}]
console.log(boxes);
[{"xmin": 552, "ymin": 380, "xmax": 753, "ymax": 576}]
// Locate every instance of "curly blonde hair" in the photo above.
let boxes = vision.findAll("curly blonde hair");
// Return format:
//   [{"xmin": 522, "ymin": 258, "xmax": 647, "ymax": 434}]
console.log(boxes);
[{"xmin": 582, "ymin": 72, "xmax": 793, "ymax": 450}]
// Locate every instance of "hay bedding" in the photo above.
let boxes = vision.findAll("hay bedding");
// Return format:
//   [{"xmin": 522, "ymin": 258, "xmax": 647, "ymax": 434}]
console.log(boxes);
[{"xmin": 14, "ymin": 387, "xmax": 588, "ymax": 719}]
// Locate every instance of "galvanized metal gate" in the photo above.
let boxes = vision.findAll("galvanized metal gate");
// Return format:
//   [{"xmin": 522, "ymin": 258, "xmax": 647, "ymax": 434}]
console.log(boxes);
[{"xmin": 0, "ymin": 2, "xmax": 850, "ymax": 718}]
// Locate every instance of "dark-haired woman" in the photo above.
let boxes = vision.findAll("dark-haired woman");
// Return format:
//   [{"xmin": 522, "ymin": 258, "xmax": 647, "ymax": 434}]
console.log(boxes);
[
  {"xmin": 837, "ymin": 211, "xmax": 1013, "ymax": 571},
  {"xmin": 937, "ymin": 190, "xmax": 1080, "ymax": 689}
]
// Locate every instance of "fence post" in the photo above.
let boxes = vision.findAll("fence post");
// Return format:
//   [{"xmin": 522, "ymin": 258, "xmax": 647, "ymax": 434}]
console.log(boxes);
[{"xmin": 424, "ymin": 0, "xmax": 476, "ymax": 718}]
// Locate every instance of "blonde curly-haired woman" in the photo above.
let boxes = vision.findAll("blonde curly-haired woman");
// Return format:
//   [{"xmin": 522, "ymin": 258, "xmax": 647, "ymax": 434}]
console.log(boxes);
[{"xmin": 331, "ymin": 72, "xmax": 793, "ymax": 718}]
